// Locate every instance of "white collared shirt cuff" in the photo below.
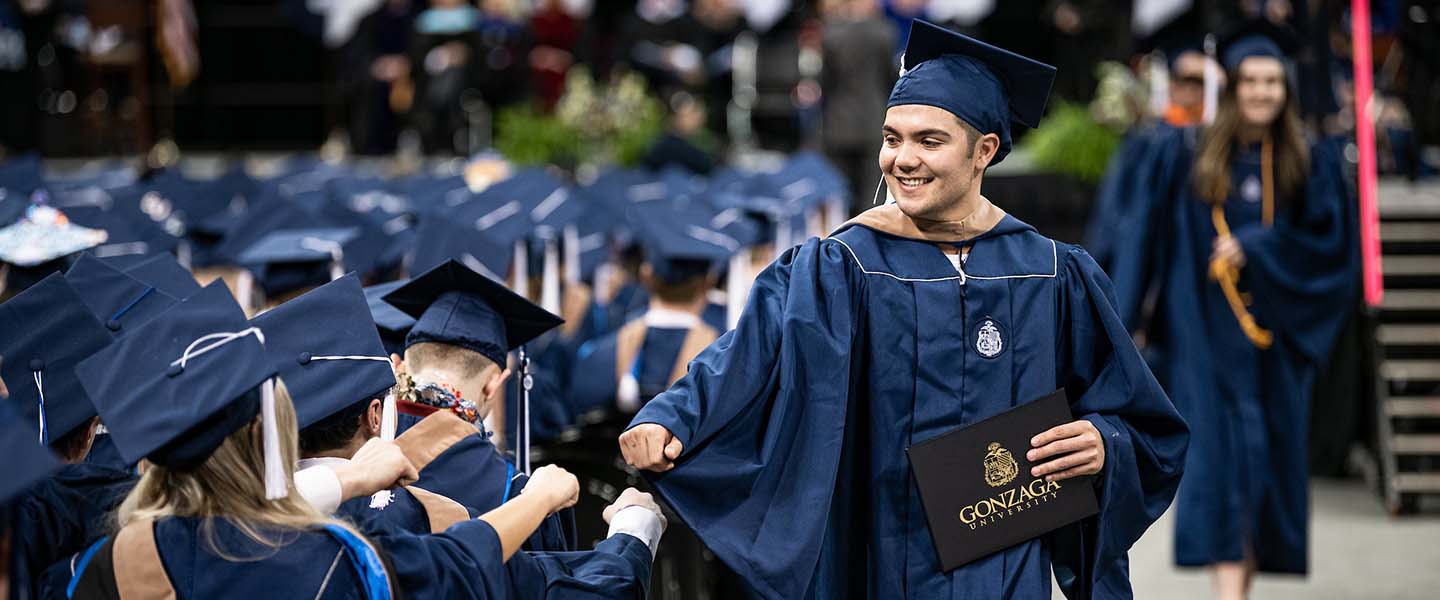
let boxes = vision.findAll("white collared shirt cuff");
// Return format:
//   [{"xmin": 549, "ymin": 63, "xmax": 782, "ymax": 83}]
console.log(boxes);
[
  {"xmin": 606, "ymin": 506, "xmax": 664, "ymax": 558},
  {"xmin": 294, "ymin": 464, "xmax": 344, "ymax": 515}
]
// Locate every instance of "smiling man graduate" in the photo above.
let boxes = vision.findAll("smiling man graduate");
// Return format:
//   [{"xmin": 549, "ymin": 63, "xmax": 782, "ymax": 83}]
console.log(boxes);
[{"xmin": 618, "ymin": 20, "xmax": 1189, "ymax": 600}]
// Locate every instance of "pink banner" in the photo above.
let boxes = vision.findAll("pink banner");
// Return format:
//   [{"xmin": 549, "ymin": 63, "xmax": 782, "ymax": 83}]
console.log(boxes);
[{"xmin": 1351, "ymin": 0, "xmax": 1383, "ymax": 307}]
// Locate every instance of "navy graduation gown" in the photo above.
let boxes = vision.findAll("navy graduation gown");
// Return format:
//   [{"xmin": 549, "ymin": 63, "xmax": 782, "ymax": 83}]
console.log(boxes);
[
  {"xmin": 629, "ymin": 209, "xmax": 1188, "ymax": 599},
  {"xmin": 368, "ymin": 518, "xmax": 652, "ymax": 600},
  {"xmin": 1104, "ymin": 129, "xmax": 1358, "ymax": 574},
  {"xmin": 411, "ymin": 430, "xmax": 576, "ymax": 552},
  {"xmin": 70, "ymin": 517, "xmax": 381, "ymax": 600},
  {"xmin": 337, "ymin": 487, "xmax": 480, "ymax": 536},
  {"xmin": 13, "ymin": 463, "xmax": 136, "ymax": 585}
]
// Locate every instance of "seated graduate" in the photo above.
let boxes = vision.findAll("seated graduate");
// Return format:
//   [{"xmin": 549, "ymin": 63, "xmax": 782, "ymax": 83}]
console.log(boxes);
[
  {"xmin": 382, "ymin": 258, "xmax": 576, "ymax": 551},
  {"xmin": 66, "ymin": 281, "xmax": 611, "ymax": 599},
  {"xmin": 236, "ymin": 226, "xmax": 384, "ymax": 311},
  {"xmin": 0, "ymin": 273, "xmax": 139, "ymax": 591},
  {"xmin": 250, "ymin": 273, "xmax": 448, "ymax": 532},
  {"xmin": 267, "ymin": 275, "xmax": 667, "ymax": 599},
  {"xmin": 570, "ymin": 206, "xmax": 737, "ymax": 422},
  {"xmin": 0, "ymin": 398, "xmax": 65, "ymax": 600},
  {"xmin": 65, "ymin": 252, "xmax": 190, "ymax": 471}
]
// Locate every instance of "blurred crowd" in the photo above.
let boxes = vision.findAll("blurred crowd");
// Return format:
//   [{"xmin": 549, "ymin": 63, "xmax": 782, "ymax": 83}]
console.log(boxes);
[{"xmin": 0, "ymin": 1, "xmax": 1437, "ymax": 186}]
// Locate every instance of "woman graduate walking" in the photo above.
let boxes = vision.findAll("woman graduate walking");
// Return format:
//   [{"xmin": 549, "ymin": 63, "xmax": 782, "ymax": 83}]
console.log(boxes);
[{"xmin": 1099, "ymin": 21, "xmax": 1359, "ymax": 600}]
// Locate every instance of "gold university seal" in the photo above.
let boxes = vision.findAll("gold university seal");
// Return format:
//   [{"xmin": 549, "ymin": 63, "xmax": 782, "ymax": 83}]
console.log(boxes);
[{"xmin": 983, "ymin": 442, "xmax": 1019, "ymax": 488}]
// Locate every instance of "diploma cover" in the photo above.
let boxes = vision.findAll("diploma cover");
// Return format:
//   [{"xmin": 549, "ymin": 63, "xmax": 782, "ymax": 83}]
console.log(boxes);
[{"xmin": 906, "ymin": 389, "xmax": 1099, "ymax": 571}]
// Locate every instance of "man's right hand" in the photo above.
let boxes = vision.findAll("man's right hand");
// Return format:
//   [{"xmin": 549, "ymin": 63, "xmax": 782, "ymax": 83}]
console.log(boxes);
[
  {"xmin": 619, "ymin": 424, "xmax": 683, "ymax": 472},
  {"xmin": 334, "ymin": 438, "xmax": 419, "ymax": 501},
  {"xmin": 524, "ymin": 465, "xmax": 580, "ymax": 514}
]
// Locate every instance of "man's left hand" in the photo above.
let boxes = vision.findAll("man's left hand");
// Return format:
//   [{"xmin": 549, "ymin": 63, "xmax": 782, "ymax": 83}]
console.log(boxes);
[{"xmin": 1028, "ymin": 419, "xmax": 1105, "ymax": 483}]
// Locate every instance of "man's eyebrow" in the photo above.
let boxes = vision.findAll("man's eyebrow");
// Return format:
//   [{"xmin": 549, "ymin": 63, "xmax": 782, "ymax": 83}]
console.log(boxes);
[{"xmin": 881, "ymin": 126, "xmax": 953, "ymax": 138}]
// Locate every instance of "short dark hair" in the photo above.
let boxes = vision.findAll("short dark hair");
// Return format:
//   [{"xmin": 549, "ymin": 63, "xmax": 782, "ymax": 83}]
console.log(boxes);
[
  {"xmin": 54, "ymin": 416, "xmax": 98, "ymax": 463},
  {"xmin": 952, "ymin": 115, "xmax": 981, "ymax": 158},
  {"xmin": 298, "ymin": 398, "xmax": 373, "ymax": 456}
]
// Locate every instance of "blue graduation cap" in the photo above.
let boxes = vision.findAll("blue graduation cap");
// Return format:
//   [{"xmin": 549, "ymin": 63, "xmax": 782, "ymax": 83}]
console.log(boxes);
[
  {"xmin": 0, "ymin": 401, "xmax": 62, "ymax": 506},
  {"xmin": 889, "ymin": 20, "xmax": 1056, "ymax": 165},
  {"xmin": 74, "ymin": 282, "xmax": 276, "ymax": 470},
  {"xmin": 364, "ymin": 279, "xmax": 415, "ymax": 356},
  {"xmin": 65, "ymin": 253, "xmax": 179, "ymax": 334},
  {"xmin": 238, "ymin": 226, "xmax": 384, "ymax": 296},
  {"xmin": 251, "ymin": 275, "xmax": 396, "ymax": 430},
  {"xmin": 382, "ymin": 259, "xmax": 563, "ymax": 366},
  {"xmin": 109, "ymin": 252, "xmax": 202, "ymax": 298},
  {"xmin": 409, "ymin": 215, "xmax": 513, "ymax": 281},
  {"xmin": 1217, "ymin": 20, "xmax": 1299, "ymax": 72},
  {"xmin": 630, "ymin": 203, "xmax": 744, "ymax": 284},
  {"xmin": 0, "ymin": 273, "xmax": 114, "ymax": 445}
]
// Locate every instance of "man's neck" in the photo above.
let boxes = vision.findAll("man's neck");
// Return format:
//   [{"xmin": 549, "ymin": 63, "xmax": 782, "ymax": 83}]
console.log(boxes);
[
  {"xmin": 649, "ymin": 296, "xmax": 706, "ymax": 318},
  {"xmin": 308, "ymin": 435, "xmax": 370, "ymax": 462}
]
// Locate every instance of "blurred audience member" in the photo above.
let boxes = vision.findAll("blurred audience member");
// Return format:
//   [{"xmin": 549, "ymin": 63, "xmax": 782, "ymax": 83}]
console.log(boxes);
[
  {"xmin": 820, "ymin": 0, "xmax": 895, "ymax": 214},
  {"xmin": 529, "ymin": 0, "xmax": 580, "ymax": 110},
  {"xmin": 1164, "ymin": 47, "xmax": 1223, "ymax": 127},
  {"xmin": 344, "ymin": 0, "xmax": 420, "ymax": 154},
  {"xmin": 1045, "ymin": 0, "xmax": 1131, "ymax": 103}
]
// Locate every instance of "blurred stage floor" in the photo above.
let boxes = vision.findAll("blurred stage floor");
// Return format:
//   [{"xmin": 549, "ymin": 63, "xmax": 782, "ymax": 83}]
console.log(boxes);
[{"xmin": 1054, "ymin": 479, "xmax": 1440, "ymax": 599}]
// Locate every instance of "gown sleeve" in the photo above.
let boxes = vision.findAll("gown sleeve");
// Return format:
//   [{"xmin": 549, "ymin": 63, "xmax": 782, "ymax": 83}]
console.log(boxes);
[
  {"xmin": 1093, "ymin": 125, "xmax": 1194, "ymax": 330},
  {"xmin": 627, "ymin": 237, "xmax": 864, "ymax": 600},
  {"xmin": 1232, "ymin": 138, "xmax": 1360, "ymax": 363},
  {"xmin": 366, "ymin": 519, "xmax": 651, "ymax": 600},
  {"xmin": 1050, "ymin": 245, "xmax": 1191, "ymax": 600}
]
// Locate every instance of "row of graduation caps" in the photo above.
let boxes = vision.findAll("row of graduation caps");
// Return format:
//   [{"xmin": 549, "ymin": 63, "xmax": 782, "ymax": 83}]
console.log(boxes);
[{"xmin": 0, "ymin": 150, "xmax": 853, "ymax": 332}]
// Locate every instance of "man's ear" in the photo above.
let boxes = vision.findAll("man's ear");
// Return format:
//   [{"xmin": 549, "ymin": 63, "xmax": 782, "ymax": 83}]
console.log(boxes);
[
  {"xmin": 365, "ymin": 398, "xmax": 384, "ymax": 437},
  {"xmin": 974, "ymin": 133, "xmax": 1002, "ymax": 171},
  {"xmin": 481, "ymin": 367, "xmax": 514, "ymax": 401}
]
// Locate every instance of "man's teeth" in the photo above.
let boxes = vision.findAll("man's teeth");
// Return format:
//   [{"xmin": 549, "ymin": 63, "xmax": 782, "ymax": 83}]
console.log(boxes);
[{"xmin": 898, "ymin": 177, "xmax": 931, "ymax": 186}]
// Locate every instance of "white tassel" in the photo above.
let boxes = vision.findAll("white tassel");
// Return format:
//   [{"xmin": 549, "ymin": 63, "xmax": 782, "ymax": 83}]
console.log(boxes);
[
  {"xmin": 237, "ymin": 270, "xmax": 255, "ymax": 314},
  {"xmin": 617, "ymin": 373, "xmax": 641, "ymax": 413},
  {"xmin": 562, "ymin": 225, "xmax": 580, "ymax": 285},
  {"xmin": 1149, "ymin": 51, "xmax": 1169, "ymax": 118},
  {"xmin": 511, "ymin": 240, "xmax": 528, "ymax": 296},
  {"xmin": 260, "ymin": 379, "xmax": 288, "ymax": 500},
  {"xmin": 541, "ymin": 238, "xmax": 560, "ymax": 315},
  {"xmin": 369, "ymin": 392, "xmax": 398, "ymax": 509},
  {"xmin": 824, "ymin": 197, "xmax": 846, "ymax": 235},
  {"xmin": 726, "ymin": 249, "xmax": 749, "ymax": 330},
  {"xmin": 1202, "ymin": 34, "xmax": 1219, "ymax": 126}
]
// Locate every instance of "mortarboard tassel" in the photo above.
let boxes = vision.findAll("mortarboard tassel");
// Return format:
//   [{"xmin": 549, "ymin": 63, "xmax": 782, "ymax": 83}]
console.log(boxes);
[
  {"xmin": 511, "ymin": 240, "xmax": 528, "ymax": 296},
  {"xmin": 541, "ymin": 237, "xmax": 560, "ymax": 315},
  {"xmin": 1149, "ymin": 51, "xmax": 1169, "ymax": 118},
  {"xmin": 726, "ymin": 249, "xmax": 749, "ymax": 330},
  {"xmin": 562, "ymin": 225, "xmax": 580, "ymax": 285},
  {"xmin": 1202, "ymin": 34, "xmax": 1219, "ymax": 125},
  {"xmin": 33, "ymin": 370, "xmax": 47, "ymax": 445},
  {"xmin": 370, "ymin": 391, "xmax": 399, "ymax": 509},
  {"xmin": 259, "ymin": 378, "xmax": 288, "ymax": 500}
]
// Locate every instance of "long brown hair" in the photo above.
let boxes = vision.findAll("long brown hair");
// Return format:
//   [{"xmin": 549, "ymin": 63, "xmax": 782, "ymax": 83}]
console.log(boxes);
[{"xmin": 1192, "ymin": 64, "xmax": 1310, "ymax": 207}]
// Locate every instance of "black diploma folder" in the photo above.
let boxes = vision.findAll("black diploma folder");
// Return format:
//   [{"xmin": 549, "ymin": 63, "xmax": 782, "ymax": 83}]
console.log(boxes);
[{"xmin": 906, "ymin": 389, "xmax": 1099, "ymax": 571}]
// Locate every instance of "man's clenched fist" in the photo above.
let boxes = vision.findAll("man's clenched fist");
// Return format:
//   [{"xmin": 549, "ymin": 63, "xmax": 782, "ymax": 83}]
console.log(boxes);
[{"xmin": 619, "ymin": 423, "xmax": 683, "ymax": 472}]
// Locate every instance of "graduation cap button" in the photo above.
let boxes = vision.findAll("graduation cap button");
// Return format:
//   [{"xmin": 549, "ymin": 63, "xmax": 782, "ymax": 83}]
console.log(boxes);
[
  {"xmin": 106, "ymin": 320, "xmax": 123, "ymax": 332},
  {"xmin": 297, "ymin": 352, "xmax": 312, "ymax": 365},
  {"xmin": 166, "ymin": 363, "xmax": 184, "ymax": 378},
  {"xmin": 28, "ymin": 358, "xmax": 45, "ymax": 371}
]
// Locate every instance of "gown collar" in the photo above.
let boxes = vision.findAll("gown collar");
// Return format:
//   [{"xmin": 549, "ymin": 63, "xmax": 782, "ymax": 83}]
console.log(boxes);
[{"xmin": 837, "ymin": 197, "xmax": 1032, "ymax": 243}]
